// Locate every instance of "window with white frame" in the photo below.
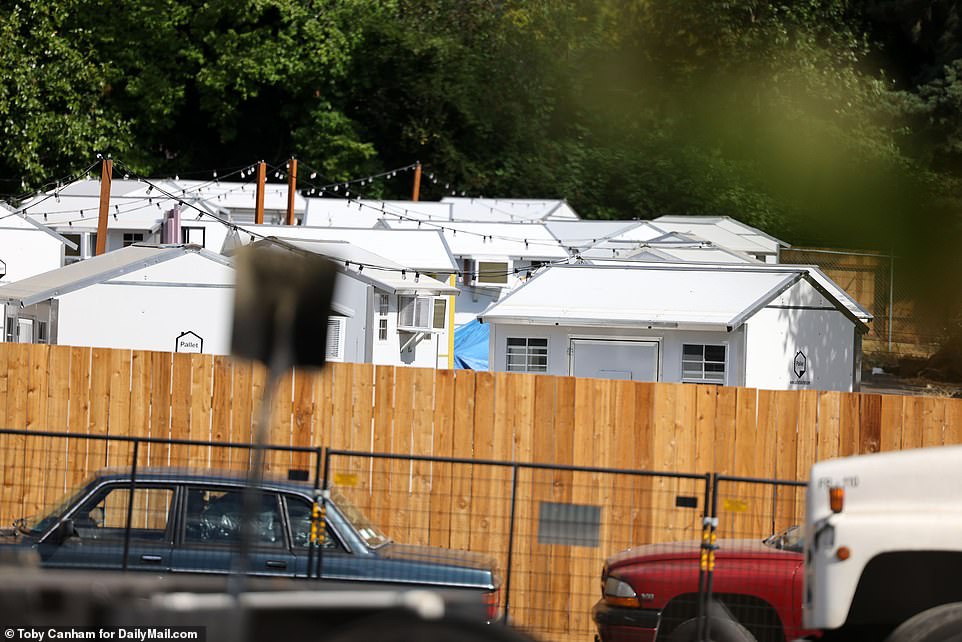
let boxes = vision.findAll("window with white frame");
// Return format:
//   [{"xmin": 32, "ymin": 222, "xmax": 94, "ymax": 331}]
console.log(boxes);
[
  {"xmin": 506, "ymin": 337, "xmax": 548, "ymax": 373},
  {"xmin": 682, "ymin": 344, "xmax": 726, "ymax": 383},
  {"xmin": 123, "ymin": 232, "xmax": 144, "ymax": 247},
  {"xmin": 377, "ymin": 294, "xmax": 389, "ymax": 341},
  {"xmin": 326, "ymin": 317, "xmax": 345, "ymax": 362},
  {"xmin": 37, "ymin": 321, "xmax": 48, "ymax": 344},
  {"xmin": 398, "ymin": 295, "xmax": 433, "ymax": 331}
]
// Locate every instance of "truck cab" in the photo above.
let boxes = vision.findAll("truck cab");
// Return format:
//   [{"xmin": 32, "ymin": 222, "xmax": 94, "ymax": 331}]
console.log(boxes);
[{"xmin": 804, "ymin": 446, "xmax": 962, "ymax": 640}]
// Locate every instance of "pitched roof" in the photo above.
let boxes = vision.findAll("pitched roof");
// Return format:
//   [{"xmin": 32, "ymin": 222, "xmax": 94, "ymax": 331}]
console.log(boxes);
[
  {"xmin": 235, "ymin": 225, "xmax": 458, "ymax": 272},
  {"xmin": 479, "ymin": 262, "xmax": 868, "ymax": 331},
  {"xmin": 0, "ymin": 244, "xmax": 230, "ymax": 306}
]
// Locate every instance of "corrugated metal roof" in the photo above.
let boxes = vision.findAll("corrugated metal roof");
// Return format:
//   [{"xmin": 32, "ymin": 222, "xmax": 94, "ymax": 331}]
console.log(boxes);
[{"xmin": 0, "ymin": 244, "xmax": 223, "ymax": 306}]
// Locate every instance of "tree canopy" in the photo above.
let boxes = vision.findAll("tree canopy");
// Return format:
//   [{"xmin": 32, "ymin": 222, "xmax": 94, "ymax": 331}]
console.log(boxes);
[{"xmin": 1, "ymin": 0, "xmax": 960, "ymax": 257}]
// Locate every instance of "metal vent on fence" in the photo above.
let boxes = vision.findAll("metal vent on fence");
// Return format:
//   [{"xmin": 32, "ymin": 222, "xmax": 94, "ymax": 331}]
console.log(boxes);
[{"xmin": 537, "ymin": 501, "xmax": 601, "ymax": 547}]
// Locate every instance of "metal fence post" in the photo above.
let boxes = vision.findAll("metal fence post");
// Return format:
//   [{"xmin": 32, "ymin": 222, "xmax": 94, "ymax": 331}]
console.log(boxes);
[
  {"xmin": 122, "ymin": 438, "xmax": 140, "ymax": 571},
  {"xmin": 697, "ymin": 473, "xmax": 720, "ymax": 642},
  {"xmin": 502, "ymin": 463, "xmax": 520, "ymax": 625}
]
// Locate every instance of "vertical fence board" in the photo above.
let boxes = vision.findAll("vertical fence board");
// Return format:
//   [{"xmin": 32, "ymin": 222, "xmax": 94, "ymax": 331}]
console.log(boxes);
[
  {"xmin": 880, "ymin": 394, "xmax": 904, "ymax": 452},
  {"xmin": 944, "ymin": 399, "xmax": 962, "ymax": 446},
  {"xmin": 168, "ymin": 353, "xmax": 192, "ymax": 468},
  {"xmin": 389, "ymin": 367, "xmax": 415, "ymax": 542},
  {"xmin": 449, "ymin": 370, "xmax": 475, "ymax": 551},
  {"xmin": 901, "ymin": 396, "xmax": 925, "ymax": 450},
  {"xmin": 773, "ymin": 391, "xmax": 799, "ymax": 532},
  {"xmin": 409, "ymin": 368, "xmax": 435, "ymax": 546},
  {"xmin": 23, "ymin": 344, "xmax": 49, "ymax": 516},
  {"xmin": 430, "ymin": 369, "xmax": 455, "ymax": 548},
  {"xmin": 330, "ymin": 363, "xmax": 353, "ymax": 451},
  {"xmin": 838, "ymin": 392, "xmax": 860, "ymax": 457},
  {"xmin": 43, "ymin": 346, "xmax": 72, "ymax": 507},
  {"xmin": 210, "ymin": 356, "xmax": 233, "ymax": 444},
  {"xmin": 266, "ymin": 370, "xmax": 294, "ymax": 476},
  {"xmin": 227, "ymin": 359, "xmax": 252, "ymax": 470},
  {"xmin": 87, "ymin": 348, "xmax": 112, "ymax": 472},
  {"xmin": 816, "ymin": 391, "xmax": 841, "ymax": 461},
  {"xmin": 712, "ymin": 386, "xmax": 737, "ymax": 475},
  {"xmin": 694, "ymin": 385, "xmax": 717, "ymax": 477},
  {"xmin": 106, "ymin": 349, "xmax": 132, "ymax": 471},
  {"xmin": 290, "ymin": 368, "xmax": 315, "ymax": 475},
  {"xmin": 311, "ymin": 366, "xmax": 333, "ymax": 449},
  {"xmin": 921, "ymin": 397, "xmax": 946, "ymax": 448},
  {"xmin": 370, "ymin": 366, "xmax": 395, "ymax": 529},
  {"xmin": 468, "ymin": 371, "xmax": 495, "ymax": 555},
  {"xmin": 551, "ymin": 376, "xmax": 576, "ymax": 636},
  {"xmin": 859, "ymin": 394, "xmax": 882, "ymax": 455},
  {"xmin": 67, "ymin": 347, "xmax": 92, "ymax": 487}
]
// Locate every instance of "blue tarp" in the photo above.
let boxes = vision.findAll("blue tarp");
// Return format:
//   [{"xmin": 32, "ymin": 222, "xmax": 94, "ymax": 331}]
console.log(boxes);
[{"xmin": 453, "ymin": 319, "xmax": 489, "ymax": 370}]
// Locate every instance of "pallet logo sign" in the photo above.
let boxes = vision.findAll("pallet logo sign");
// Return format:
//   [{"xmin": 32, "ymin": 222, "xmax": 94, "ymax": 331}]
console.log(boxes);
[
  {"xmin": 175, "ymin": 330, "xmax": 203, "ymax": 353},
  {"xmin": 792, "ymin": 350, "xmax": 810, "ymax": 386}
]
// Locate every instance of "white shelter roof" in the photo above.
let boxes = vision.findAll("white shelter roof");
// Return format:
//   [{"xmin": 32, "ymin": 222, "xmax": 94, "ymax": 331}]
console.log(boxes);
[
  {"xmin": 272, "ymin": 239, "xmax": 458, "ymax": 295},
  {"xmin": 441, "ymin": 198, "xmax": 580, "ymax": 222},
  {"xmin": 583, "ymin": 258, "xmax": 871, "ymax": 322},
  {"xmin": 650, "ymin": 216, "xmax": 788, "ymax": 254},
  {"xmin": 480, "ymin": 262, "xmax": 868, "ymax": 331},
  {"xmin": 303, "ymin": 199, "xmax": 453, "ymax": 227},
  {"xmin": 382, "ymin": 221, "xmax": 569, "ymax": 260},
  {"xmin": 545, "ymin": 221, "xmax": 646, "ymax": 250},
  {"xmin": 0, "ymin": 244, "xmax": 231, "ymax": 306},
  {"xmin": 234, "ymin": 225, "xmax": 458, "ymax": 273}
]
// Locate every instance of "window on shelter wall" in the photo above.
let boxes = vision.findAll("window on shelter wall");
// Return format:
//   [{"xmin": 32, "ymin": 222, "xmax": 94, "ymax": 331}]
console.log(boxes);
[
  {"xmin": 123, "ymin": 232, "xmax": 144, "ymax": 247},
  {"xmin": 398, "ymin": 295, "xmax": 433, "ymax": 331},
  {"xmin": 681, "ymin": 344, "xmax": 726, "ymax": 384},
  {"xmin": 377, "ymin": 294, "xmax": 389, "ymax": 341},
  {"xmin": 506, "ymin": 337, "xmax": 548, "ymax": 373}
]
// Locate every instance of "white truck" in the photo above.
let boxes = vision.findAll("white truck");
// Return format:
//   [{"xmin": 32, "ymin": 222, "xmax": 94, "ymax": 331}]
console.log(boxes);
[{"xmin": 803, "ymin": 446, "xmax": 962, "ymax": 641}]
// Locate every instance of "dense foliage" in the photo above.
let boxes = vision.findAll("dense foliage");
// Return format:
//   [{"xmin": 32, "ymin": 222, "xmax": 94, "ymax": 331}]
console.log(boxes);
[{"xmin": 1, "ymin": 0, "xmax": 961, "ymax": 255}]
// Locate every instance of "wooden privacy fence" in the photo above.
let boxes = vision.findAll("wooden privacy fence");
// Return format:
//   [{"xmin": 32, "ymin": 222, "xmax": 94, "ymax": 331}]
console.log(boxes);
[
  {"xmin": 3, "ymin": 343, "xmax": 962, "ymax": 481},
  {"xmin": 2, "ymin": 342, "xmax": 962, "ymax": 642}
]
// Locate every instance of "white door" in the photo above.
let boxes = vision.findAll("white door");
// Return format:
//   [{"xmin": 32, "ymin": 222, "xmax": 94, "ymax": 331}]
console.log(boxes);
[
  {"xmin": 17, "ymin": 318, "xmax": 33, "ymax": 344},
  {"xmin": 569, "ymin": 339, "xmax": 659, "ymax": 382}
]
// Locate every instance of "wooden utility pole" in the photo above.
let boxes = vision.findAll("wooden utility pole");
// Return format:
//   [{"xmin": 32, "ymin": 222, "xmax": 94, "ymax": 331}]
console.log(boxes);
[
  {"xmin": 95, "ymin": 158, "xmax": 112, "ymax": 256},
  {"xmin": 255, "ymin": 161, "xmax": 266, "ymax": 225},
  {"xmin": 286, "ymin": 158, "xmax": 298, "ymax": 225},
  {"xmin": 411, "ymin": 162, "xmax": 422, "ymax": 202}
]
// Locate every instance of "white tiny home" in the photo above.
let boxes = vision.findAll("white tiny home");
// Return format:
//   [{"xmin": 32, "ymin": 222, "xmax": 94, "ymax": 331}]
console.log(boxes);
[
  {"xmin": 254, "ymin": 239, "xmax": 460, "ymax": 369},
  {"xmin": 0, "ymin": 244, "xmax": 237, "ymax": 353},
  {"xmin": 480, "ymin": 263, "xmax": 870, "ymax": 392}
]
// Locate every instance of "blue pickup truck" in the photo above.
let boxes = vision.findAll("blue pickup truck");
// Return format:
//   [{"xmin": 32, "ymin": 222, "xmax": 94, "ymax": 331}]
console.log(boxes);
[{"xmin": 0, "ymin": 469, "xmax": 501, "ymax": 620}]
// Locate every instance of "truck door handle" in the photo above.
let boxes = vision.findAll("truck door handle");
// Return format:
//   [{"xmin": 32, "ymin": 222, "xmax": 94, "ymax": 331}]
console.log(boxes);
[
  {"xmin": 265, "ymin": 560, "xmax": 288, "ymax": 569},
  {"xmin": 140, "ymin": 555, "xmax": 163, "ymax": 563}
]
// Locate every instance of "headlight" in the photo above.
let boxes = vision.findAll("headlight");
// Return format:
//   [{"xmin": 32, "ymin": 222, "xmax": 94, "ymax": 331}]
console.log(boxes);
[{"xmin": 603, "ymin": 576, "xmax": 640, "ymax": 608}]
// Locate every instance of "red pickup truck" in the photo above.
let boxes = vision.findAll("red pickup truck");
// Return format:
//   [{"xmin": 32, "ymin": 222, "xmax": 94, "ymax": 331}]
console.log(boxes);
[{"xmin": 592, "ymin": 526, "xmax": 815, "ymax": 642}]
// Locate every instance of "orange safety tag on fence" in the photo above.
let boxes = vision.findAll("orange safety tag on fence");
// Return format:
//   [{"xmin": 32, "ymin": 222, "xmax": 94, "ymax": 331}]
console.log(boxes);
[{"xmin": 722, "ymin": 498, "xmax": 749, "ymax": 513}]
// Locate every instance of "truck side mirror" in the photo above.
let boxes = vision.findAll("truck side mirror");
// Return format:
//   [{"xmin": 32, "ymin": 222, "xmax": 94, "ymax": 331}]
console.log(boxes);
[{"xmin": 51, "ymin": 519, "xmax": 76, "ymax": 545}]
